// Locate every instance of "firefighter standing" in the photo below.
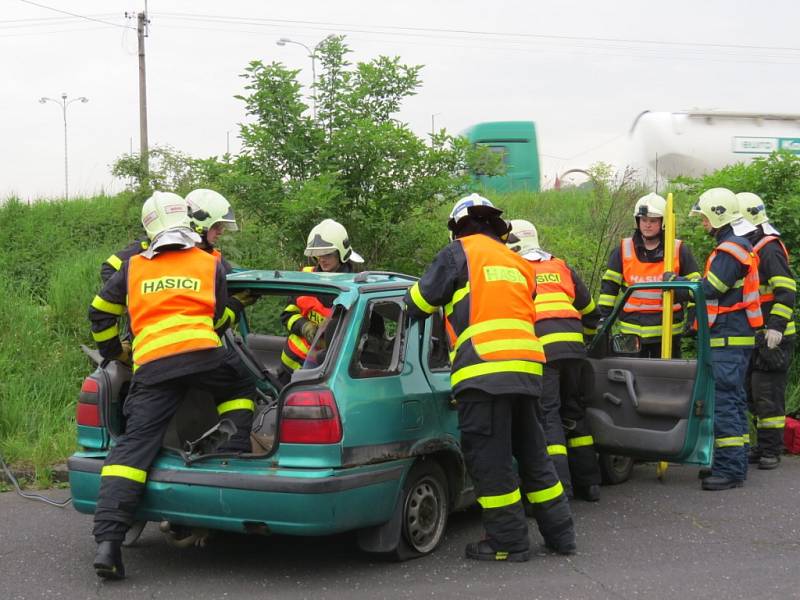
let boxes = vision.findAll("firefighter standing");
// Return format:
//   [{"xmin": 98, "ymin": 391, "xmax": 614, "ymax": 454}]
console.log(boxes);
[
  {"xmin": 404, "ymin": 194, "xmax": 575, "ymax": 562},
  {"xmin": 737, "ymin": 192, "xmax": 796, "ymax": 470},
  {"xmin": 278, "ymin": 219, "xmax": 364, "ymax": 383},
  {"xmin": 677, "ymin": 188, "xmax": 762, "ymax": 490},
  {"xmin": 89, "ymin": 192, "xmax": 257, "ymax": 579},
  {"xmin": 507, "ymin": 219, "xmax": 602, "ymax": 501},
  {"xmin": 599, "ymin": 193, "xmax": 701, "ymax": 357}
]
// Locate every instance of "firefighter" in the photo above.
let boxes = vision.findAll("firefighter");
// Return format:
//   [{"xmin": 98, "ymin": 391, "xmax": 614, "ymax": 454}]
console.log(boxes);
[
  {"xmin": 278, "ymin": 219, "xmax": 363, "ymax": 383},
  {"xmin": 671, "ymin": 188, "xmax": 762, "ymax": 490},
  {"xmin": 100, "ymin": 189, "xmax": 254, "ymax": 332},
  {"xmin": 599, "ymin": 193, "xmax": 701, "ymax": 357},
  {"xmin": 89, "ymin": 192, "xmax": 257, "ymax": 579},
  {"xmin": 404, "ymin": 194, "xmax": 575, "ymax": 562},
  {"xmin": 186, "ymin": 188, "xmax": 258, "ymax": 327},
  {"xmin": 737, "ymin": 192, "xmax": 796, "ymax": 470},
  {"xmin": 507, "ymin": 219, "xmax": 602, "ymax": 501}
]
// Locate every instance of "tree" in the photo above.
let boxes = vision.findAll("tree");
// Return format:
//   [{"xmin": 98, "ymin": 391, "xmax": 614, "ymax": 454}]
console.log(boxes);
[
  {"xmin": 110, "ymin": 145, "xmax": 235, "ymax": 197},
  {"xmin": 232, "ymin": 36, "xmax": 500, "ymax": 268}
]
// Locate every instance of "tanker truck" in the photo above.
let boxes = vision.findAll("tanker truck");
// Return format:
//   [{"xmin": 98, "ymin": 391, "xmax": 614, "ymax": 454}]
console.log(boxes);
[{"xmin": 629, "ymin": 110, "xmax": 800, "ymax": 180}]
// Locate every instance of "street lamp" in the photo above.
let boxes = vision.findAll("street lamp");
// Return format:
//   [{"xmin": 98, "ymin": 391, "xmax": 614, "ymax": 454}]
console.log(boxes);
[
  {"xmin": 39, "ymin": 92, "xmax": 88, "ymax": 200},
  {"xmin": 276, "ymin": 35, "xmax": 334, "ymax": 119}
]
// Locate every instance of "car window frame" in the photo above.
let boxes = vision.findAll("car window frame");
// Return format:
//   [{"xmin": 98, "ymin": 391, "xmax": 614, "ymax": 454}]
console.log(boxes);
[{"xmin": 348, "ymin": 296, "xmax": 407, "ymax": 379}]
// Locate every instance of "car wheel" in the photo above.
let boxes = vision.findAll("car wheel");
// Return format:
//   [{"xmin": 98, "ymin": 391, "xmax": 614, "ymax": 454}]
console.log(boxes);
[
  {"xmin": 396, "ymin": 461, "xmax": 449, "ymax": 558},
  {"xmin": 599, "ymin": 453, "xmax": 634, "ymax": 485}
]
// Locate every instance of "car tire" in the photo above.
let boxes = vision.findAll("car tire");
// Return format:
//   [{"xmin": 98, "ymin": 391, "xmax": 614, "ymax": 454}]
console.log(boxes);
[
  {"xmin": 598, "ymin": 453, "xmax": 634, "ymax": 485},
  {"xmin": 393, "ymin": 460, "xmax": 449, "ymax": 560}
]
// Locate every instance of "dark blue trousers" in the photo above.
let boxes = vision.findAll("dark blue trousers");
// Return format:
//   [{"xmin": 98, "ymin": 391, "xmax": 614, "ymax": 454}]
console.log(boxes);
[{"xmin": 710, "ymin": 347, "xmax": 752, "ymax": 481}]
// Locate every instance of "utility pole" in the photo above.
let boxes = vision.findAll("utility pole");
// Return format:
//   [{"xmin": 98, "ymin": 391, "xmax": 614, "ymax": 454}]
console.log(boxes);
[{"xmin": 136, "ymin": 10, "xmax": 150, "ymax": 186}]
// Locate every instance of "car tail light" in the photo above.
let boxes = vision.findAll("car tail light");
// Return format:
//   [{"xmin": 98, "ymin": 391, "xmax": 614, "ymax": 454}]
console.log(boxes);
[
  {"xmin": 76, "ymin": 402, "xmax": 101, "ymax": 427},
  {"xmin": 279, "ymin": 389, "xmax": 342, "ymax": 444},
  {"xmin": 77, "ymin": 377, "xmax": 101, "ymax": 427}
]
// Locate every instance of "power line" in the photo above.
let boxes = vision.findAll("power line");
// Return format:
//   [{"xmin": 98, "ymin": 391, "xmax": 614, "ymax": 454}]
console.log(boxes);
[
  {"xmin": 16, "ymin": 0, "xmax": 133, "ymax": 30},
  {"xmin": 0, "ymin": 13, "xmax": 117, "ymax": 26},
  {"xmin": 151, "ymin": 22, "xmax": 800, "ymax": 67},
  {"xmin": 153, "ymin": 11, "xmax": 800, "ymax": 54}
]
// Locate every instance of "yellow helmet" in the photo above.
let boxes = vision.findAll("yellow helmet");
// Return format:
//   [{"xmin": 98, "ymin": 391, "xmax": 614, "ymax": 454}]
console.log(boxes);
[
  {"xmin": 140, "ymin": 192, "xmax": 190, "ymax": 240},
  {"xmin": 736, "ymin": 192, "xmax": 768, "ymax": 226},
  {"xmin": 304, "ymin": 219, "xmax": 364, "ymax": 263},
  {"xmin": 185, "ymin": 189, "xmax": 238, "ymax": 233},
  {"xmin": 507, "ymin": 219, "xmax": 540, "ymax": 255},
  {"xmin": 690, "ymin": 188, "xmax": 741, "ymax": 229}
]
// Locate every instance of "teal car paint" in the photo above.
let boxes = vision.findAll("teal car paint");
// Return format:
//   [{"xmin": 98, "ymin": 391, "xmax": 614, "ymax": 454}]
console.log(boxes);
[{"xmin": 69, "ymin": 271, "xmax": 715, "ymax": 558}]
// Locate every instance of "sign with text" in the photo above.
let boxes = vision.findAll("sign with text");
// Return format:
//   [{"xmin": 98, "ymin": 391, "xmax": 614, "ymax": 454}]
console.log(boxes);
[{"xmin": 733, "ymin": 136, "xmax": 800, "ymax": 154}]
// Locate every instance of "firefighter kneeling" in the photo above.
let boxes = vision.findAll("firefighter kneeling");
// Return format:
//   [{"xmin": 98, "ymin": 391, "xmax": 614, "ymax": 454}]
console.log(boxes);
[{"xmin": 404, "ymin": 194, "xmax": 576, "ymax": 562}]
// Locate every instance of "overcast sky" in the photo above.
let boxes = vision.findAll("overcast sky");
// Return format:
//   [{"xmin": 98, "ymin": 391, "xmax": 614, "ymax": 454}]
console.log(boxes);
[{"xmin": 3, "ymin": 0, "xmax": 800, "ymax": 200}]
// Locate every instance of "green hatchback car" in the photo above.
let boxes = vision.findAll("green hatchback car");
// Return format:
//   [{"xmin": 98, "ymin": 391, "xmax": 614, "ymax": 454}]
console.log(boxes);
[{"xmin": 68, "ymin": 272, "xmax": 715, "ymax": 559}]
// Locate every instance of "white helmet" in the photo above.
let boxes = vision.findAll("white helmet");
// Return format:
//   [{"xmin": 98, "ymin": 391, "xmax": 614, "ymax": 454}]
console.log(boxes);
[
  {"xmin": 690, "ymin": 187, "xmax": 742, "ymax": 229},
  {"xmin": 304, "ymin": 219, "xmax": 364, "ymax": 263},
  {"xmin": 736, "ymin": 192, "xmax": 768, "ymax": 226},
  {"xmin": 141, "ymin": 191, "xmax": 191, "ymax": 240},
  {"xmin": 447, "ymin": 193, "xmax": 507, "ymax": 240},
  {"xmin": 633, "ymin": 193, "xmax": 666, "ymax": 220},
  {"xmin": 507, "ymin": 219, "xmax": 540, "ymax": 255},
  {"xmin": 185, "ymin": 189, "xmax": 238, "ymax": 233}
]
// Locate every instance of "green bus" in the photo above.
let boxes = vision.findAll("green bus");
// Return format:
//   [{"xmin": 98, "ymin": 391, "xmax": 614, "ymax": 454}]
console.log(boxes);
[{"xmin": 462, "ymin": 120, "xmax": 541, "ymax": 192}]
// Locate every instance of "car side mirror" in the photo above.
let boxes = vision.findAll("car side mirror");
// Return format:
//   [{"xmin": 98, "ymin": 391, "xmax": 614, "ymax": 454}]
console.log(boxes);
[{"xmin": 612, "ymin": 334, "xmax": 641, "ymax": 355}]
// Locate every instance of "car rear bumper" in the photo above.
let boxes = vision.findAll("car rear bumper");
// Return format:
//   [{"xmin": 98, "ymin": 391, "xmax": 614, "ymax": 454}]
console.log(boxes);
[{"xmin": 68, "ymin": 454, "xmax": 407, "ymax": 536}]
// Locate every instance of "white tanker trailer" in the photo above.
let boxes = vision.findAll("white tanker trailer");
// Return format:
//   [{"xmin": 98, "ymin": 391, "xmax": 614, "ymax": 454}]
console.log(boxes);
[{"xmin": 629, "ymin": 110, "xmax": 800, "ymax": 180}]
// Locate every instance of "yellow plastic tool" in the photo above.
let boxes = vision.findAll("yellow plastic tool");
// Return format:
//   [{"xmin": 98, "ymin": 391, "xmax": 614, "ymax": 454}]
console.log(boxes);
[{"xmin": 657, "ymin": 192, "xmax": 676, "ymax": 480}]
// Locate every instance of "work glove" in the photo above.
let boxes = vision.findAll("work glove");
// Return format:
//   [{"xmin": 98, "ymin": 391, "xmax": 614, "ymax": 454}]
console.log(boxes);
[
  {"xmin": 231, "ymin": 289, "xmax": 258, "ymax": 307},
  {"xmin": 662, "ymin": 271, "xmax": 683, "ymax": 282},
  {"xmin": 115, "ymin": 341, "xmax": 132, "ymax": 366},
  {"xmin": 764, "ymin": 329, "xmax": 783, "ymax": 350},
  {"xmin": 301, "ymin": 321, "xmax": 318, "ymax": 343}
]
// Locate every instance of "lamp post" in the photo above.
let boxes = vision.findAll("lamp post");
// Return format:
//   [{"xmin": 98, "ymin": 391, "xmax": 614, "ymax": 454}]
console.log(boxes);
[
  {"xmin": 39, "ymin": 92, "xmax": 88, "ymax": 200},
  {"xmin": 276, "ymin": 35, "xmax": 334, "ymax": 119}
]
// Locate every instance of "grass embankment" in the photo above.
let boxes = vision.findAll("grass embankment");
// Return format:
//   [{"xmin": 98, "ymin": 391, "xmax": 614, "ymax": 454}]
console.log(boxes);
[{"xmin": 1, "ymin": 188, "xmax": 797, "ymax": 485}]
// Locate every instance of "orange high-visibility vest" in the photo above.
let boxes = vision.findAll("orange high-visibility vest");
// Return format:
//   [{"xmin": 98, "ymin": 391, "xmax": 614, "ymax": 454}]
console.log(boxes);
[
  {"xmin": 282, "ymin": 266, "xmax": 334, "ymax": 368},
  {"xmin": 620, "ymin": 237, "xmax": 682, "ymax": 313},
  {"xmin": 446, "ymin": 235, "xmax": 545, "ymax": 388},
  {"xmin": 530, "ymin": 257, "xmax": 581, "ymax": 322},
  {"xmin": 703, "ymin": 240, "xmax": 763, "ymax": 329},
  {"xmin": 753, "ymin": 235, "xmax": 789, "ymax": 305},
  {"xmin": 128, "ymin": 247, "xmax": 221, "ymax": 369}
]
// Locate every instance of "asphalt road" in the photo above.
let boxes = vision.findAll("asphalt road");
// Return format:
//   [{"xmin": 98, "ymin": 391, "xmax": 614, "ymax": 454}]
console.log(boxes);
[{"xmin": 2, "ymin": 458, "xmax": 800, "ymax": 600}]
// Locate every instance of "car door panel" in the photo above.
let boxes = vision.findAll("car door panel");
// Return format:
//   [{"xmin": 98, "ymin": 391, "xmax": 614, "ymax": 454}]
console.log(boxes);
[{"xmin": 582, "ymin": 281, "xmax": 715, "ymax": 466}]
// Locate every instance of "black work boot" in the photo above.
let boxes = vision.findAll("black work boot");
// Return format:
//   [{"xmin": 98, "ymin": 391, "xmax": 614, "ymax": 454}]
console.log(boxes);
[
  {"xmin": 465, "ymin": 540, "xmax": 530, "ymax": 562},
  {"xmin": 574, "ymin": 484, "xmax": 600, "ymax": 502},
  {"xmin": 747, "ymin": 450, "xmax": 762, "ymax": 465},
  {"xmin": 758, "ymin": 455, "xmax": 780, "ymax": 470},
  {"xmin": 701, "ymin": 476, "xmax": 744, "ymax": 491},
  {"xmin": 535, "ymin": 496, "xmax": 576, "ymax": 555},
  {"xmin": 697, "ymin": 468, "xmax": 712, "ymax": 479},
  {"xmin": 94, "ymin": 540, "xmax": 125, "ymax": 580}
]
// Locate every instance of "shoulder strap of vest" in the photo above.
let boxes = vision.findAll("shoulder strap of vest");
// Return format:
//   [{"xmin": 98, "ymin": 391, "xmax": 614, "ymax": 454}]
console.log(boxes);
[
  {"xmin": 716, "ymin": 240, "xmax": 751, "ymax": 265},
  {"xmin": 621, "ymin": 238, "xmax": 634, "ymax": 260},
  {"xmin": 753, "ymin": 235, "xmax": 788, "ymax": 259}
]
